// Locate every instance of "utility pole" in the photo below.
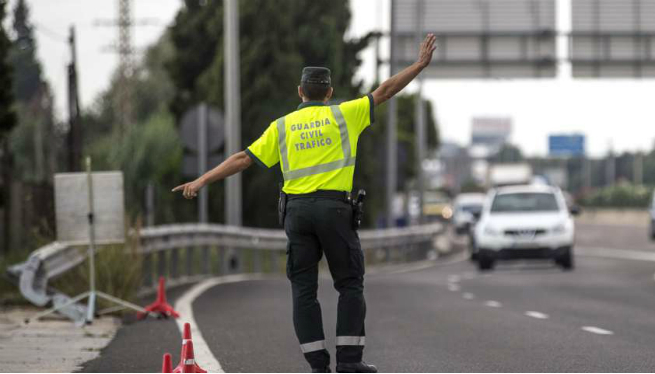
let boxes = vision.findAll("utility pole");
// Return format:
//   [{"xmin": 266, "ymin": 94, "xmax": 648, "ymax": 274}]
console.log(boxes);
[
  {"xmin": 414, "ymin": 0, "xmax": 426, "ymax": 224},
  {"xmin": 386, "ymin": 0, "xmax": 398, "ymax": 228},
  {"xmin": 94, "ymin": 0, "xmax": 158, "ymax": 133},
  {"xmin": 117, "ymin": 0, "xmax": 134, "ymax": 133},
  {"xmin": 67, "ymin": 25, "xmax": 82, "ymax": 172},
  {"xmin": 224, "ymin": 0, "xmax": 242, "ymax": 227}
]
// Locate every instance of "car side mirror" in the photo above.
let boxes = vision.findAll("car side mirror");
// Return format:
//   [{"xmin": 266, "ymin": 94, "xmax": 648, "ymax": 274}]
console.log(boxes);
[
  {"xmin": 569, "ymin": 205, "xmax": 581, "ymax": 216},
  {"xmin": 472, "ymin": 211, "xmax": 482, "ymax": 221}
]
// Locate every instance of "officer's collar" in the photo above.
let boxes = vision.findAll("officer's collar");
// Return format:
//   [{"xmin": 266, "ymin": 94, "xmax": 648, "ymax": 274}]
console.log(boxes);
[{"xmin": 297, "ymin": 101, "xmax": 327, "ymax": 110}]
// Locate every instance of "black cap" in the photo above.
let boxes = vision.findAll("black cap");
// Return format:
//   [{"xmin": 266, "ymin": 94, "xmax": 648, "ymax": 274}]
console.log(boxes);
[{"xmin": 301, "ymin": 67, "xmax": 331, "ymax": 86}]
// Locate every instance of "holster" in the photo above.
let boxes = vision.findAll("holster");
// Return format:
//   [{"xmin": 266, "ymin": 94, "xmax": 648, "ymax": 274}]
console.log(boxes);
[
  {"xmin": 351, "ymin": 189, "xmax": 366, "ymax": 230},
  {"xmin": 278, "ymin": 184, "xmax": 287, "ymax": 227}
]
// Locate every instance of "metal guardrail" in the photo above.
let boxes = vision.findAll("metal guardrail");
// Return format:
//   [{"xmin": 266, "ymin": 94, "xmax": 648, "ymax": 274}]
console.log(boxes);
[{"xmin": 7, "ymin": 222, "xmax": 443, "ymax": 316}]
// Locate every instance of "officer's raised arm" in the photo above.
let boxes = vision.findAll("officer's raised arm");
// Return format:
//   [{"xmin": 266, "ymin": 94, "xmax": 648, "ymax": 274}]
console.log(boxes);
[
  {"xmin": 370, "ymin": 33, "xmax": 436, "ymax": 107},
  {"xmin": 172, "ymin": 151, "xmax": 253, "ymax": 199}
]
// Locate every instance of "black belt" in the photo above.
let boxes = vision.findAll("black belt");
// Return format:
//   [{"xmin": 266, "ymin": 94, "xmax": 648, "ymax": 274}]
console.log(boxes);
[{"xmin": 286, "ymin": 190, "xmax": 350, "ymax": 201}]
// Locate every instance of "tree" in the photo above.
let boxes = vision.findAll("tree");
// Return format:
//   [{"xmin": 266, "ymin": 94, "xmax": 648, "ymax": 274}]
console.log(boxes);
[
  {"xmin": 8, "ymin": 0, "xmax": 42, "ymax": 102},
  {"xmin": 84, "ymin": 32, "xmax": 186, "ymax": 224},
  {"xmin": 490, "ymin": 144, "xmax": 524, "ymax": 163},
  {"xmin": 0, "ymin": 0, "xmax": 17, "ymax": 254},
  {"xmin": 167, "ymin": 0, "xmax": 372, "ymax": 227},
  {"xmin": 0, "ymin": 0, "xmax": 15, "ymax": 138}
]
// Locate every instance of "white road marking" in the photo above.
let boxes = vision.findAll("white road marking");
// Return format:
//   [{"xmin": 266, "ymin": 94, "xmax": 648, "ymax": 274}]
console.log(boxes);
[
  {"xmin": 462, "ymin": 293, "xmax": 475, "ymax": 300},
  {"xmin": 174, "ymin": 274, "xmax": 272, "ymax": 373},
  {"xmin": 447, "ymin": 283, "xmax": 461, "ymax": 292},
  {"xmin": 524, "ymin": 311, "xmax": 549, "ymax": 319},
  {"xmin": 581, "ymin": 326, "xmax": 614, "ymax": 335},
  {"xmin": 484, "ymin": 300, "xmax": 502, "ymax": 308},
  {"xmin": 462, "ymin": 272, "xmax": 476, "ymax": 280},
  {"xmin": 387, "ymin": 250, "xmax": 469, "ymax": 275},
  {"xmin": 447, "ymin": 275, "xmax": 461, "ymax": 283},
  {"xmin": 577, "ymin": 247, "xmax": 655, "ymax": 262}
]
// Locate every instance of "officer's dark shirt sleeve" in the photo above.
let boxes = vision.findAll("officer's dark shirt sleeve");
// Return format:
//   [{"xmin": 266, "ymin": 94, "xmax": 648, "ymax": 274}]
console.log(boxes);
[
  {"xmin": 246, "ymin": 121, "xmax": 279, "ymax": 168},
  {"xmin": 338, "ymin": 95, "xmax": 374, "ymax": 136}
]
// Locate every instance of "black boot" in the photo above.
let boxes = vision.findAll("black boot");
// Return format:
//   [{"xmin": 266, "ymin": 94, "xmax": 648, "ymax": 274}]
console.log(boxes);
[
  {"xmin": 336, "ymin": 362, "xmax": 377, "ymax": 373},
  {"xmin": 312, "ymin": 366, "xmax": 331, "ymax": 373}
]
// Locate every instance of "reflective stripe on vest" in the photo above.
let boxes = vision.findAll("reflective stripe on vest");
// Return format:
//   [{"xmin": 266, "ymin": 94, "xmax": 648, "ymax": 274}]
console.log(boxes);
[{"xmin": 278, "ymin": 105, "xmax": 355, "ymax": 181}]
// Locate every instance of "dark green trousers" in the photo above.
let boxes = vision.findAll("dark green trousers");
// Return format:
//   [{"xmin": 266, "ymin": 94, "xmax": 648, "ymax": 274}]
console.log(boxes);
[{"xmin": 284, "ymin": 197, "xmax": 366, "ymax": 369}]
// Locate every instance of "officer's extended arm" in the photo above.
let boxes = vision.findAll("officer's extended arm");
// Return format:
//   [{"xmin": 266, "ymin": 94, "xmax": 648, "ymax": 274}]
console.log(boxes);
[
  {"xmin": 172, "ymin": 151, "xmax": 253, "ymax": 199},
  {"xmin": 371, "ymin": 33, "xmax": 436, "ymax": 107}
]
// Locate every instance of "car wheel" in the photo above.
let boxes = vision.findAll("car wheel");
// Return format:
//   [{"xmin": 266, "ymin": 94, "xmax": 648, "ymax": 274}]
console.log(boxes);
[
  {"xmin": 478, "ymin": 253, "xmax": 494, "ymax": 271},
  {"xmin": 469, "ymin": 252, "xmax": 478, "ymax": 262},
  {"xmin": 557, "ymin": 247, "xmax": 574, "ymax": 270}
]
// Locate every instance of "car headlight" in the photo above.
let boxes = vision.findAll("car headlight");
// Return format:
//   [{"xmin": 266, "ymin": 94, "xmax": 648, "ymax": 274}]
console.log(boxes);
[
  {"xmin": 552, "ymin": 223, "xmax": 567, "ymax": 234},
  {"xmin": 484, "ymin": 226, "xmax": 499, "ymax": 236}
]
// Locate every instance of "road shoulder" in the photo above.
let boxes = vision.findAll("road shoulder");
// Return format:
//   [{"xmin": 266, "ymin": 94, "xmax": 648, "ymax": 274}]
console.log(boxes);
[{"xmin": 0, "ymin": 306, "xmax": 119, "ymax": 373}]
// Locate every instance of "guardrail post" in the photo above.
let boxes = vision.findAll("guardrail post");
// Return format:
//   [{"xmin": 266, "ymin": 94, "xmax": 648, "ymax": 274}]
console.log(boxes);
[
  {"xmin": 221, "ymin": 247, "xmax": 230, "ymax": 275},
  {"xmin": 157, "ymin": 250, "xmax": 167, "ymax": 278},
  {"xmin": 201, "ymin": 246, "xmax": 210, "ymax": 275},
  {"xmin": 271, "ymin": 250, "xmax": 279, "ymax": 274},
  {"xmin": 186, "ymin": 246, "xmax": 194, "ymax": 277},
  {"xmin": 253, "ymin": 249, "xmax": 262, "ymax": 273},
  {"xmin": 170, "ymin": 248, "xmax": 179, "ymax": 279},
  {"xmin": 142, "ymin": 253, "xmax": 153, "ymax": 289}
]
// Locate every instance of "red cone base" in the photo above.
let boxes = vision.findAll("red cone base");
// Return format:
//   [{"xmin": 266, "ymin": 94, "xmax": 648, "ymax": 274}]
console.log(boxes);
[
  {"xmin": 162, "ymin": 353, "xmax": 173, "ymax": 373},
  {"xmin": 174, "ymin": 340, "xmax": 207, "ymax": 373},
  {"xmin": 138, "ymin": 277, "xmax": 180, "ymax": 319},
  {"xmin": 173, "ymin": 323, "xmax": 206, "ymax": 373}
]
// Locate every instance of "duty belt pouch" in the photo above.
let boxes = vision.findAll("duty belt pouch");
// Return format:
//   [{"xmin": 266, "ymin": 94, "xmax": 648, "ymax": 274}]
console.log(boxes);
[
  {"xmin": 278, "ymin": 183, "xmax": 287, "ymax": 227},
  {"xmin": 352, "ymin": 189, "xmax": 367, "ymax": 230}
]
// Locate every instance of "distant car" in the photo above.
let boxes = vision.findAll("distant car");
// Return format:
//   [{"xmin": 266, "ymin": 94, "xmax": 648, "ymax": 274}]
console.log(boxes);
[
  {"xmin": 452, "ymin": 193, "xmax": 486, "ymax": 235},
  {"xmin": 422, "ymin": 191, "xmax": 453, "ymax": 222},
  {"xmin": 650, "ymin": 191, "xmax": 655, "ymax": 241},
  {"xmin": 473, "ymin": 184, "xmax": 576, "ymax": 271}
]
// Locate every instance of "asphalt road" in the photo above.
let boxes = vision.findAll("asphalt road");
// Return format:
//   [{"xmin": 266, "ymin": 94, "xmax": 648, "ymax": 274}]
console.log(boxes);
[{"xmin": 84, "ymin": 222, "xmax": 655, "ymax": 372}]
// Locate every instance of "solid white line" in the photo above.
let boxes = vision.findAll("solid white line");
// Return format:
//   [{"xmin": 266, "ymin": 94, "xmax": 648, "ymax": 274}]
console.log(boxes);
[
  {"xmin": 581, "ymin": 326, "xmax": 614, "ymax": 335},
  {"xmin": 484, "ymin": 300, "xmax": 502, "ymax": 308},
  {"xmin": 462, "ymin": 293, "xmax": 475, "ymax": 300},
  {"xmin": 524, "ymin": 311, "xmax": 549, "ymax": 319},
  {"xmin": 174, "ymin": 274, "xmax": 271, "ymax": 373},
  {"xmin": 577, "ymin": 247, "xmax": 655, "ymax": 262}
]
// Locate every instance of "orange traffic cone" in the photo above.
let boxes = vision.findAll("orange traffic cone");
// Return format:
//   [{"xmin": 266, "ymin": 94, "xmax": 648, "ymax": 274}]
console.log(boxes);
[
  {"xmin": 162, "ymin": 353, "xmax": 173, "ymax": 373},
  {"xmin": 181, "ymin": 341, "xmax": 198, "ymax": 373},
  {"xmin": 138, "ymin": 277, "xmax": 180, "ymax": 319},
  {"xmin": 174, "ymin": 323, "xmax": 206, "ymax": 373}
]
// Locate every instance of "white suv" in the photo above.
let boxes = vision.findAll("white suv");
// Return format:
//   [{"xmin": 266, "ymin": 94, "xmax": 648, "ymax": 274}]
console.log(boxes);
[{"xmin": 473, "ymin": 185, "xmax": 575, "ymax": 271}]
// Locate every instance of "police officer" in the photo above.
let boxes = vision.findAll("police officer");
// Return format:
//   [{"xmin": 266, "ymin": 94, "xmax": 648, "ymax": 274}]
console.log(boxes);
[{"xmin": 173, "ymin": 34, "xmax": 437, "ymax": 373}]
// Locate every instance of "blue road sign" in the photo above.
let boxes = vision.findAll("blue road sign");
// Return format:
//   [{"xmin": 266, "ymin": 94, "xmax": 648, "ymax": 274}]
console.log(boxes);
[{"xmin": 549, "ymin": 135, "xmax": 585, "ymax": 157}]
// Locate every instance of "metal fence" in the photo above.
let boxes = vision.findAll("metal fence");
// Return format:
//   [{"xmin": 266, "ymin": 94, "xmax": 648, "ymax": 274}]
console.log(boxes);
[{"xmin": 7, "ymin": 223, "xmax": 443, "ymax": 314}]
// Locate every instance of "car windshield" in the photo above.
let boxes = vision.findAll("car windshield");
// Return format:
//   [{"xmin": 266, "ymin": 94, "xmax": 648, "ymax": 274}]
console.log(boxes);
[
  {"xmin": 425, "ymin": 194, "xmax": 448, "ymax": 204},
  {"xmin": 490, "ymin": 193, "xmax": 560, "ymax": 213},
  {"xmin": 459, "ymin": 204, "xmax": 482, "ymax": 214}
]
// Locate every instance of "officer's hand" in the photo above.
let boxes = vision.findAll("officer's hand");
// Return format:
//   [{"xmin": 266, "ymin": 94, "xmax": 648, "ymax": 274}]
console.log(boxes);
[
  {"xmin": 172, "ymin": 179, "xmax": 204, "ymax": 199},
  {"xmin": 416, "ymin": 33, "xmax": 437, "ymax": 68}
]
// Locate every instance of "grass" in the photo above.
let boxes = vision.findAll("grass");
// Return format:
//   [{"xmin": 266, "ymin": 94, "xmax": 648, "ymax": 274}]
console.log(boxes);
[{"xmin": 51, "ymin": 242, "xmax": 143, "ymax": 312}]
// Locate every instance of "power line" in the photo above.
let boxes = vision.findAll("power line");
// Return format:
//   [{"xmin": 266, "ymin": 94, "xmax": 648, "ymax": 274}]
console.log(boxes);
[{"xmin": 33, "ymin": 22, "xmax": 68, "ymax": 44}]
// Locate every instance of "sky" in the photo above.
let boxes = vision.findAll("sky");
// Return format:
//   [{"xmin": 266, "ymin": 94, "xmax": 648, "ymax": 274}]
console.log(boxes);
[{"xmin": 12, "ymin": 0, "xmax": 655, "ymax": 157}]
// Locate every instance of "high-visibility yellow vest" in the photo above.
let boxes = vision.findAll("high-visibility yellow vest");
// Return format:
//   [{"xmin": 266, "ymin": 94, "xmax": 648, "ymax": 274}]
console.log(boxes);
[{"xmin": 246, "ymin": 95, "xmax": 374, "ymax": 194}]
